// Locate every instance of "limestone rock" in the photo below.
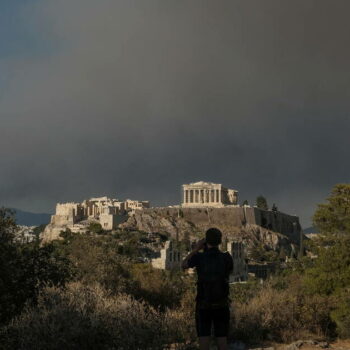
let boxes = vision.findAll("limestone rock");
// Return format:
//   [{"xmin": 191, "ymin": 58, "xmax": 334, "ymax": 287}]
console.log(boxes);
[
  {"xmin": 121, "ymin": 210, "xmax": 295, "ymax": 255},
  {"xmin": 284, "ymin": 340, "xmax": 329, "ymax": 350}
]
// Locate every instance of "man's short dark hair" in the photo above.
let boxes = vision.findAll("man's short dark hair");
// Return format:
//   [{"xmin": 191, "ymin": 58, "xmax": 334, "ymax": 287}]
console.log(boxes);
[{"xmin": 205, "ymin": 227, "xmax": 222, "ymax": 246}]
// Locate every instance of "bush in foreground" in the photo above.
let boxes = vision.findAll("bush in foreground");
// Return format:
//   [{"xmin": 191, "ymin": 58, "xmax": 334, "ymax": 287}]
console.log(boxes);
[
  {"xmin": 0, "ymin": 282, "xmax": 196, "ymax": 350},
  {"xmin": 231, "ymin": 278, "xmax": 334, "ymax": 343}
]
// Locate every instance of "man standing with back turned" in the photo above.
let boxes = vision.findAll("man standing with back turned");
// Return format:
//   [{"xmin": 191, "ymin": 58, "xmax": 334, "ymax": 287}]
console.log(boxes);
[{"xmin": 182, "ymin": 228, "xmax": 233, "ymax": 350}]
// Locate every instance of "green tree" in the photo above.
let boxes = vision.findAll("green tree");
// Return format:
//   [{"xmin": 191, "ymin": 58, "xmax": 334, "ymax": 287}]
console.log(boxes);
[
  {"xmin": 242, "ymin": 200, "xmax": 249, "ymax": 206},
  {"xmin": 0, "ymin": 207, "xmax": 16, "ymax": 243},
  {"xmin": 303, "ymin": 236, "xmax": 350, "ymax": 295},
  {"xmin": 32, "ymin": 224, "xmax": 47, "ymax": 236},
  {"xmin": 330, "ymin": 292, "xmax": 350, "ymax": 338},
  {"xmin": 272, "ymin": 203, "xmax": 278, "ymax": 212},
  {"xmin": 0, "ymin": 208, "xmax": 19, "ymax": 324},
  {"xmin": 256, "ymin": 195, "xmax": 268, "ymax": 210},
  {"xmin": 294, "ymin": 186, "xmax": 350, "ymax": 338},
  {"xmin": 88, "ymin": 222, "xmax": 104, "ymax": 234},
  {"xmin": 0, "ymin": 208, "xmax": 73, "ymax": 325},
  {"xmin": 313, "ymin": 183, "xmax": 350, "ymax": 235}
]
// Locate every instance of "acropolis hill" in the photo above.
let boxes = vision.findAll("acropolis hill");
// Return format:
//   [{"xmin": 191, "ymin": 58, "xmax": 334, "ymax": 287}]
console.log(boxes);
[{"xmin": 41, "ymin": 181, "xmax": 302, "ymax": 250}]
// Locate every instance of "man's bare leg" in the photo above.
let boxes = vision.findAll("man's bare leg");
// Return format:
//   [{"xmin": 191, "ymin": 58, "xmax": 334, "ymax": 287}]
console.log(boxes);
[
  {"xmin": 216, "ymin": 337, "xmax": 228, "ymax": 350},
  {"xmin": 199, "ymin": 336, "xmax": 210, "ymax": 350}
]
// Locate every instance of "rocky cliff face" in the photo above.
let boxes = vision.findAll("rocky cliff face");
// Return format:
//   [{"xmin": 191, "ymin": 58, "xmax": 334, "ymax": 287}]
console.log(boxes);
[
  {"xmin": 120, "ymin": 210, "xmax": 297, "ymax": 255},
  {"xmin": 41, "ymin": 207, "xmax": 300, "ymax": 256}
]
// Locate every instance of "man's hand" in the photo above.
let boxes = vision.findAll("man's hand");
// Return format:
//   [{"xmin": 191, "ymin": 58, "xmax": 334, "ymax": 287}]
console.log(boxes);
[
  {"xmin": 193, "ymin": 238, "xmax": 206, "ymax": 252},
  {"xmin": 182, "ymin": 238, "xmax": 206, "ymax": 270}
]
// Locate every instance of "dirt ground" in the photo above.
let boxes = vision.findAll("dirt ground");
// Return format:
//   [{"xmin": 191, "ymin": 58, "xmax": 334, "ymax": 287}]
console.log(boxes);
[{"xmin": 273, "ymin": 340, "xmax": 350, "ymax": 350}]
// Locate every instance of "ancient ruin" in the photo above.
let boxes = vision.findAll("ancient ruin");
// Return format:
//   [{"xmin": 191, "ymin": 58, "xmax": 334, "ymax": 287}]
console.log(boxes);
[
  {"xmin": 41, "ymin": 196, "xmax": 150, "ymax": 242},
  {"xmin": 151, "ymin": 241, "xmax": 182, "ymax": 270},
  {"xmin": 182, "ymin": 181, "xmax": 238, "ymax": 207},
  {"xmin": 151, "ymin": 239, "xmax": 248, "ymax": 283},
  {"xmin": 227, "ymin": 241, "xmax": 248, "ymax": 282}
]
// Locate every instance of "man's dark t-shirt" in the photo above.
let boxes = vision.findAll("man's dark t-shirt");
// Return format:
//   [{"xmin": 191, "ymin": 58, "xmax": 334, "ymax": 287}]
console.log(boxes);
[
  {"xmin": 187, "ymin": 247, "xmax": 233, "ymax": 307},
  {"xmin": 188, "ymin": 247, "xmax": 233, "ymax": 337}
]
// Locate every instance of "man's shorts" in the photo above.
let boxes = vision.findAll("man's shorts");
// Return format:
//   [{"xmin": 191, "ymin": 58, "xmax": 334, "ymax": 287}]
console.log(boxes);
[{"xmin": 195, "ymin": 305, "xmax": 230, "ymax": 337}]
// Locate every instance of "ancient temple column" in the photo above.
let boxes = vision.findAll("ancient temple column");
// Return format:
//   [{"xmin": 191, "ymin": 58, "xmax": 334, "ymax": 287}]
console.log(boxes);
[
  {"xmin": 218, "ymin": 189, "xmax": 222, "ymax": 204},
  {"xmin": 183, "ymin": 189, "xmax": 186, "ymax": 203}
]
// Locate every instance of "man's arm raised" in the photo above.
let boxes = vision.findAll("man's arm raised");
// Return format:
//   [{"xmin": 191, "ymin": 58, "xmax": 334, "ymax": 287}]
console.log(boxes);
[{"xmin": 181, "ymin": 238, "xmax": 206, "ymax": 270}]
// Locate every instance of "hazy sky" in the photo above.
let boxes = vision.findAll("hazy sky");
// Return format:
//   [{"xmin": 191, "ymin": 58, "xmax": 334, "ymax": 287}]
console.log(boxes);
[{"xmin": 1, "ymin": 0, "xmax": 350, "ymax": 226}]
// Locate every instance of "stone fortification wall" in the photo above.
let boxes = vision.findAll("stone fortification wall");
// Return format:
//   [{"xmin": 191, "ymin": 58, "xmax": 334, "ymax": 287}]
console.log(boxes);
[
  {"xmin": 252, "ymin": 208, "xmax": 301, "ymax": 244},
  {"xmin": 51, "ymin": 215, "xmax": 75, "ymax": 226},
  {"xmin": 142, "ymin": 207, "xmax": 245, "ymax": 227}
]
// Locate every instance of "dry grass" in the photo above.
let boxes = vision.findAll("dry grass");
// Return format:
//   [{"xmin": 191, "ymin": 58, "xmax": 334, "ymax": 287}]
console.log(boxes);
[
  {"xmin": 0, "ymin": 278, "xmax": 338, "ymax": 349},
  {"xmin": 231, "ymin": 282, "xmax": 333, "ymax": 343},
  {"xmin": 0, "ymin": 282, "xmax": 196, "ymax": 350}
]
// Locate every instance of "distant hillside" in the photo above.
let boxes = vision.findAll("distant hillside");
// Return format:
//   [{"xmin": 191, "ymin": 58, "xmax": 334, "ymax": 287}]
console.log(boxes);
[
  {"xmin": 11, "ymin": 208, "xmax": 51, "ymax": 226},
  {"xmin": 303, "ymin": 226, "xmax": 319, "ymax": 234}
]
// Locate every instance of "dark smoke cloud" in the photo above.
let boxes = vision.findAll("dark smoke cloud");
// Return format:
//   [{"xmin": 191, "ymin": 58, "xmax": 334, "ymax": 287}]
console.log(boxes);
[{"xmin": 1, "ymin": 0, "xmax": 350, "ymax": 226}]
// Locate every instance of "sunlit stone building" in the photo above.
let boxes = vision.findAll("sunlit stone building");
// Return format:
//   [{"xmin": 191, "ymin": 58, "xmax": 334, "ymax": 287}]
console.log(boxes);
[
  {"xmin": 50, "ymin": 196, "xmax": 150, "ymax": 231},
  {"xmin": 182, "ymin": 181, "xmax": 238, "ymax": 207},
  {"xmin": 151, "ymin": 241, "xmax": 182, "ymax": 270}
]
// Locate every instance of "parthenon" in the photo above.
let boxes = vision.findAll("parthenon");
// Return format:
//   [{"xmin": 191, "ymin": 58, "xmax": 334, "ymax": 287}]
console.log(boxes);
[{"xmin": 182, "ymin": 181, "xmax": 238, "ymax": 207}]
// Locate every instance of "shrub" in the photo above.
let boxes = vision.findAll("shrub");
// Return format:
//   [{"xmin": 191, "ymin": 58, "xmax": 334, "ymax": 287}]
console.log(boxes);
[
  {"xmin": 303, "ymin": 237, "xmax": 350, "ymax": 296},
  {"xmin": 88, "ymin": 222, "xmax": 104, "ymax": 234},
  {"xmin": 330, "ymin": 291, "xmax": 350, "ymax": 338},
  {"xmin": 1, "ymin": 207, "xmax": 72, "ymax": 325},
  {"xmin": 0, "ymin": 282, "xmax": 189, "ymax": 350},
  {"xmin": 231, "ymin": 281, "xmax": 333, "ymax": 343},
  {"xmin": 130, "ymin": 264, "xmax": 190, "ymax": 310}
]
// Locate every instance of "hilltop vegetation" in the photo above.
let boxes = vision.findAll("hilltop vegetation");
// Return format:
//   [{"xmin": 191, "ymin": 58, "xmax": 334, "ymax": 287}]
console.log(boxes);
[{"xmin": 1, "ymin": 184, "xmax": 350, "ymax": 348}]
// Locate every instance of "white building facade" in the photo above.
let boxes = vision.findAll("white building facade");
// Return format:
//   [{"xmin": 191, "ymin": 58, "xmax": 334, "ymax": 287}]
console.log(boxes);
[{"xmin": 182, "ymin": 181, "xmax": 238, "ymax": 207}]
